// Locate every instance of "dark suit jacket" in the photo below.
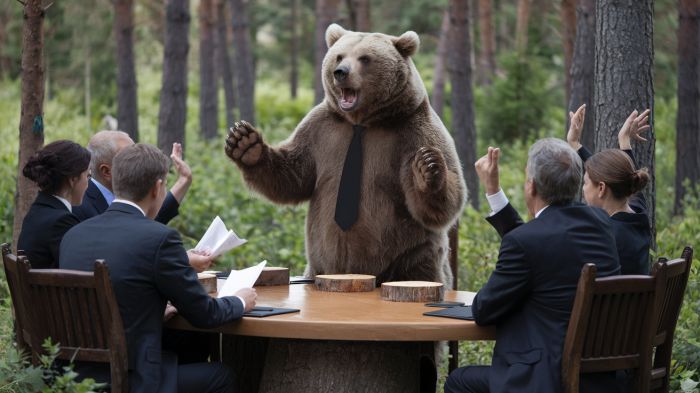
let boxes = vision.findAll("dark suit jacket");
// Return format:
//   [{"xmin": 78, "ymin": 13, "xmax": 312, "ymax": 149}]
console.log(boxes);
[
  {"xmin": 59, "ymin": 203, "xmax": 244, "ymax": 393},
  {"xmin": 579, "ymin": 146, "xmax": 651, "ymax": 274},
  {"xmin": 73, "ymin": 180, "xmax": 180, "ymax": 224},
  {"xmin": 17, "ymin": 192, "xmax": 80, "ymax": 269},
  {"xmin": 475, "ymin": 203, "xmax": 620, "ymax": 393}
]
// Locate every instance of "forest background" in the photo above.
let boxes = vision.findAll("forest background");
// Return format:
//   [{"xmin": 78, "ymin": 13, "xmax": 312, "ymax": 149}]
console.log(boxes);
[{"xmin": 0, "ymin": 0, "xmax": 698, "ymax": 391}]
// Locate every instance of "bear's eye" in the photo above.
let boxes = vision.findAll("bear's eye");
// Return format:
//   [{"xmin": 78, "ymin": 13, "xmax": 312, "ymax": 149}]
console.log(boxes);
[
  {"xmin": 336, "ymin": 55, "xmax": 344, "ymax": 63},
  {"xmin": 358, "ymin": 56, "xmax": 370, "ymax": 65}
]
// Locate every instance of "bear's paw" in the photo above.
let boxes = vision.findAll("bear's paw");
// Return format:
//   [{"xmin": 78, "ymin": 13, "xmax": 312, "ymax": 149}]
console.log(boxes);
[
  {"xmin": 225, "ymin": 120, "xmax": 265, "ymax": 166},
  {"xmin": 412, "ymin": 146, "xmax": 447, "ymax": 193}
]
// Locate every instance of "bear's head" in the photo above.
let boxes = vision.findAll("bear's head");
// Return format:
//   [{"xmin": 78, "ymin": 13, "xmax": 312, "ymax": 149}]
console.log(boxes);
[{"xmin": 322, "ymin": 24, "xmax": 428, "ymax": 125}]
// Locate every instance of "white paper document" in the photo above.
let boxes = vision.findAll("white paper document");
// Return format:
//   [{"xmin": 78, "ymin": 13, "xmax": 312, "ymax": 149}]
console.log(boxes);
[
  {"xmin": 195, "ymin": 216, "xmax": 247, "ymax": 257},
  {"xmin": 218, "ymin": 260, "xmax": 267, "ymax": 298}
]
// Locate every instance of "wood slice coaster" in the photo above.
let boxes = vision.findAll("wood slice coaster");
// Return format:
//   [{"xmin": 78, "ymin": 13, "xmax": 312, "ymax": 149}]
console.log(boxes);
[
  {"xmin": 198, "ymin": 273, "xmax": 217, "ymax": 294},
  {"xmin": 254, "ymin": 267, "xmax": 290, "ymax": 286},
  {"xmin": 314, "ymin": 274, "xmax": 376, "ymax": 292},
  {"xmin": 380, "ymin": 281, "xmax": 444, "ymax": 302}
]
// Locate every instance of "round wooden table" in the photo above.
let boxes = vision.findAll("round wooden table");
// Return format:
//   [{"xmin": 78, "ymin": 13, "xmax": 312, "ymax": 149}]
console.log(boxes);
[{"xmin": 166, "ymin": 283, "xmax": 495, "ymax": 393}]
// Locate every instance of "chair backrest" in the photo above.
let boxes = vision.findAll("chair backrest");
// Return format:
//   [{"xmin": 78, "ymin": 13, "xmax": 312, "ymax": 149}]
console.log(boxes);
[
  {"xmin": 2, "ymin": 243, "xmax": 30, "ymax": 353},
  {"xmin": 15, "ymin": 258, "xmax": 129, "ymax": 393},
  {"xmin": 649, "ymin": 246, "xmax": 694, "ymax": 392},
  {"xmin": 561, "ymin": 263, "xmax": 667, "ymax": 393}
]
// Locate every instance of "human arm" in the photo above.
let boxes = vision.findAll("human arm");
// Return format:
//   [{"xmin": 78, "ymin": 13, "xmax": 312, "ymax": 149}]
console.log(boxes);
[
  {"xmin": 566, "ymin": 104, "xmax": 586, "ymax": 152},
  {"xmin": 472, "ymin": 233, "xmax": 532, "ymax": 326},
  {"xmin": 169, "ymin": 142, "xmax": 192, "ymax": 204},
  {"xmin": 475, "ymin": 146, "xmax": 524, "ymax": 237}
]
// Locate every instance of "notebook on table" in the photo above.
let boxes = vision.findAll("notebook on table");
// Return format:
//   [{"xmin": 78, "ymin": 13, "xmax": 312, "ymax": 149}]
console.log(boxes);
[
  {"xmin": 243, "ymin": 306, "xmax": 300, "ymax": 318},
  {"xmin": 423, "ymin": 305, "xmax": 474, "ymax": 321}
]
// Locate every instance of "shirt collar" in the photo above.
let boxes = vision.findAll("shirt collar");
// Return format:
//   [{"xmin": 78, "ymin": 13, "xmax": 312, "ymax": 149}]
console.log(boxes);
[
  {"xmin": 112, "ymin": 198, "xmax": 146, "ymax": 216},
  {"xmin": 535, "ymin": 205, "xmax": 550, "ymax": 218},
  {"xmin": 52, "ymin": 195, "xmax": 72, "ymax": 212},
  {"xmin": 91, "ymin": 178, "xmax": 115, "ymax": 205}
]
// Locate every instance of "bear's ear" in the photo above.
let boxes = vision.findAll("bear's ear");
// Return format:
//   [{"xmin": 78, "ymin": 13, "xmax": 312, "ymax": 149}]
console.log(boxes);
[
  {"xmin": 393, "ymin": 31, "xmax": 420, "ymax": 57},
  {"xmin": 326, "ymin": 24, "xmax": 348, "ymax": 48}
]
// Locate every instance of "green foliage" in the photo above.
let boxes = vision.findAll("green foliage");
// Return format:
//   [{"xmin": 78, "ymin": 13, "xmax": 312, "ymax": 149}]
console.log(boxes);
[{"xmin": 480, "ymin": 52, "xmax": 557, "ymax": 143}]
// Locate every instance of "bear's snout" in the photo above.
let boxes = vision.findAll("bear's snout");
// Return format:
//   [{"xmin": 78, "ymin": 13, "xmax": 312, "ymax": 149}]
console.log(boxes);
[{"xmin": 333, "ymin": 65, "xmax": 350, "ymax": 82}]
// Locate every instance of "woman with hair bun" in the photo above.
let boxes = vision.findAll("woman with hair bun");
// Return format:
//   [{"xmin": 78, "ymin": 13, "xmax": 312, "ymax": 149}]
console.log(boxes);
[
  {"xmin": 568, "ymin": 105, "xmax": 652, "ymax": 274},
  {"xmin": 17, "ymin": 140, "xmax": 91, "ymax": 269}
]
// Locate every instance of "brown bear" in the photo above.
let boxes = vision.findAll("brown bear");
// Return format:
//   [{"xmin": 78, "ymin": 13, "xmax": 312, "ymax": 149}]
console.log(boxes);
[{"xmin": 225, "ymin": 24, "xmax": 466, "ymax": 286}]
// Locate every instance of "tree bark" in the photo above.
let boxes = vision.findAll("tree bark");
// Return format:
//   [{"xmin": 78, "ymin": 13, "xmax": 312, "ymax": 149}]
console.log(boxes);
[
  {"xmin": 216, "ymin": 0, "xmax": 236, "ymax": 127},
  {"xmin": 515, "ymin": 0, "xmax": 532, "ymax": 55},
  {"xmin": 314, "ymin": 0, "xmax": 340, "ymax": 104},
  {"xmin": 431, "ymin": 11, "xmax": 450, "ymax": 118},
  {"xmin": 594, "ymin": 0, "xmax": 655, "ymax": 244},
  {"xmin": 199, "ymin": 0, "xmax": 218, "ymax": 139},
  {"xmin": 477, "ymin": 0, "xmax": 495, "ymax": 85},
  {"xmin": 448, "ymin": 0, "xmax": 479, "ymax": 210},
  {"xmin": 346, "ymin": 0, "xmax": 371, "ymax": 31},
  {"xmin": 290, "ymin": 0, "xmax": 299, "ymax": 99},
  {"xmin": 158, "ymin": 0, "xmax": 190, "ymax": 154},
  {"xmin": 114, "ymin": 0, "xmax": 138, "ymax": 140},
  {"xmin": 567, "ymin": 0, "xmax": 595, "ymax": 151},
  {"xmin": 13, "ymin": 0, "xmax": 46, "ymax": 252},
  {"xmin": 230, "ymin": 0, "xmax": 256, "ymax": 124},
  {"xmin": 561, "ymin": 0, "xmax": 576, "ymax": 104},
  {"xmin": 675, "ymin": 0, "xmax": 700, "ymax": 214}
]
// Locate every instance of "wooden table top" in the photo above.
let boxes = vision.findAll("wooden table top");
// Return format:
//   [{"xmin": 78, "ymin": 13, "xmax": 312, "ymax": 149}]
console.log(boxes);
[{"xmin": 167, "ymin": 283, "xmax": 496, "ymax": 341}]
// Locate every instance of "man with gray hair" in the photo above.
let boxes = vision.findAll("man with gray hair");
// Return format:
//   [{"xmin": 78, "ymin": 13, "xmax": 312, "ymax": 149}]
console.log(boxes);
[
  {"xmin": 60, "ymin": 144, "xmax": 256, "ymax": 393},
  {"xmin": 445, "ymin": 138, "xmax": 621, "ymax": 393},
  {"xmin": 73, "ymin": 130, "xmax": 190, "ymax": 226}
]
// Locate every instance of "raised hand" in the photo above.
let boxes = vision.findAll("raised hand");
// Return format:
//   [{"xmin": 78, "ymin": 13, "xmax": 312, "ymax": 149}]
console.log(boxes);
[
  {"xmin": 412, "ymin": 147, "xmax": 447, "ymax": 193},
  {"xmin": 225, "ymin": 120, "xmax": 265, "ymax": 166},
  {"xmin": 474, "ymin": 146, "xmax": 501, "ymax": 195},
  {"xmin": 566, "ymin": 104, "xmax": 586, "ymax": 151},
  {"xmin": 170, "ymin": 142, "xmax": 192, "ymax": 182},
  {"xmin": 618, "ymin": 109, "xmax": 650, "ymax": 150}
]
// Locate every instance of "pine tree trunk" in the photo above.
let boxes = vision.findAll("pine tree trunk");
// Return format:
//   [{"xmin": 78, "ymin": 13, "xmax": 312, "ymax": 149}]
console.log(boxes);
[
  {"xmin": 595, "ymin": 0, "xmax": 655, "ymax": 244},
  {"xmin": 477, "ymin": 0, "xmax": 495, "ymax": 85},
  {"xmin": 431, "ymin": 11, "xmax": 449, "ymax": 118},
  {"xmin": 216, "ymin": 0, "xmax": 236, "ymax": 127},
  {"xmin": 314, "ymin": 0, "xmax": 340, "ymax": 104},
  {"xmin": 230, "ymin": 0, "xmax": 256, "ymax": 124},
  {"xmin": 675, "ymin": 0, "xmax": 700, "ymax": 214},
  {"xmin": 13, "ymin": 0, "xmax": 46, "ymax": 252},
  {"xmin": 114, "ymin": 0, "xmax": 138, "ymax": 140},
  {"xmin": 561, "ymin": 0, "xmax": 575, "ymax": 105},
  {"xmin": 290, "ymin": 0, "xmax": 299, "ymax": 99},
  {"xmin": 448, "ymin": 0, "xmax": 478, "ymax": 210},
  {"xmin": 158, "ymin": 0, "xmax": 190, "ymax": 154},
  {"xmin": 567, "ymin": 0, "xmax": 595, "ymax": 151},
  {"xmin": 346, "ymin": 0, "xmax": 371, "ymax": 31},
  {"xmin": 199, "ymin": 0, "xmax": 218, "ymax": 139},
  {"xmin": 515, "ymin": 0, "xmax": 532, "ymax": 55}
]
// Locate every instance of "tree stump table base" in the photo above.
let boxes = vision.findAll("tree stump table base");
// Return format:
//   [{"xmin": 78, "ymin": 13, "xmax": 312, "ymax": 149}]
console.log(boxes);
[{"xmin": 222, "ymin": 336, "xmax": 437, "ymax": 393}]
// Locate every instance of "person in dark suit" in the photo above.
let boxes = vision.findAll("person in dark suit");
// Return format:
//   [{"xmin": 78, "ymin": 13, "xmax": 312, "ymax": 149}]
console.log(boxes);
[
  {"xmin": 60, "ymin": 143, "xmax": 257, "ymax": 393},
  {"xmin": 568, "ymin": 105, "xmax": 652, "ymax": 274},
  {"xmin": 17, "ymin": 140, "xmax": 91, "ymax": 269},
  {"xmin": 444, "ymin": 138, "xmax": 621, "ymax": 393},
  {"xmin": 73, "ymin": 130, "xmax": 191, "ymax": 226}
]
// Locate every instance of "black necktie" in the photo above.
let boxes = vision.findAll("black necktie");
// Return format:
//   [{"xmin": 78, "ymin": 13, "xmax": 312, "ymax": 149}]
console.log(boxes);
[{"xmin": 334, "ymin": 124, "xmax": 365, "ymax": 231}]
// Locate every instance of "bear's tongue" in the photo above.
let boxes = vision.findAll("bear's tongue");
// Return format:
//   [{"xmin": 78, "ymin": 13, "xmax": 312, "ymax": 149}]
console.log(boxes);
[{"xmin": 340, "ymin": 88, "xmax": 357, "ymax": 110}]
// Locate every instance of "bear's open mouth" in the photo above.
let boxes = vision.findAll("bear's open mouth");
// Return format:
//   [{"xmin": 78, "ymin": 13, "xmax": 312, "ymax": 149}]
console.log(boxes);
[{"xmin": 339, "ymin": 88, "xmax": 359, "ymax": 111}]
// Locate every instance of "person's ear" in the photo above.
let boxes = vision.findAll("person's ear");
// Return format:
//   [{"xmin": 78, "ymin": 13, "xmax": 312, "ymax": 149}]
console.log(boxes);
[
  {"xmin": 99, "ymin": 163, "xmax": 111, "ymax": 180},
  {"xmin": 598, "ymin": 182, "xmax": 606, "ymax": 199},
  {"xmin": 150, "ymin": 179, "xmax": 163, "ymax": 198}
]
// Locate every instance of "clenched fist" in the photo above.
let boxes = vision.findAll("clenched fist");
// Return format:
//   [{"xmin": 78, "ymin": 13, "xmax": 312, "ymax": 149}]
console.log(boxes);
[
  {"xmin": 412, "ymin": 147, "xmax": 447, "ymax": 193},
  {"xmin": 225, "ymin": 120, "xmax": 265, "ymax": 166}
]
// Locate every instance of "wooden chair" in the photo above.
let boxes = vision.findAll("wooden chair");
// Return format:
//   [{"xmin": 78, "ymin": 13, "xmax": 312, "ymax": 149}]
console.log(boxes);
[
  {"xmin": 15, "ymin": 258, "xmax": 129, "ymax": 393},
  {"xmin": 561, "ymin": 263, "xmax": 667, "ymax": 393},
  {"xmin": 649, "ymin": 246, "xmax": 694, "ymax": 393},
  {"xmin": 1, "ymin": 243, "xmax": 31, "ymax": 353}
]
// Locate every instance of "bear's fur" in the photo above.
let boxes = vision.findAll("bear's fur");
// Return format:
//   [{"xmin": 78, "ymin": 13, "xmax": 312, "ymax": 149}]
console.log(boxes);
[{"xmin": 225, "ymin": 24, "xmax": 466, "ymax": 285}]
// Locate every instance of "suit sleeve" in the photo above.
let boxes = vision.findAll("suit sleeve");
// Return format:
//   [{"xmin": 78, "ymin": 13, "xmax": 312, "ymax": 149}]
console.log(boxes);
[
  {"xmin": 485, "ymin": 203, "xmax": 524, "ymax": 239},
  {"xmin": 49, "ymin": 213, "xmax": 80, "ymax": 268},
  {"xmin": 155, "ymin": 192, "xmax": 180, "ymax": 225},
  {"xmin": 154, "ymin": 229, "xmax": 244, "ymax": 328},
  {"xmin": 472, "ymin": 233, "xmax": 532, "ymax": 326},
  {"xmin": 578, "ymin": 146, "xmax": 593, "ymax": 162}
]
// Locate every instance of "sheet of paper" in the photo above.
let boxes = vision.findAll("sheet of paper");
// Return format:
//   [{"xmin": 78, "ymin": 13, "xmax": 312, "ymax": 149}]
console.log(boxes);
[
  {"xmin": 217, "ymin": 260, "xmax": 267, "ymax": 298},
  {"xmin": 195, "ymin": 216, "xmax": 247, "ymax": 257}
]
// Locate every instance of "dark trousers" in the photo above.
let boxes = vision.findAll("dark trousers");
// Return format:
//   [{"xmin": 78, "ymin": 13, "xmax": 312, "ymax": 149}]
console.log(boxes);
[
  {"xmin": 176, "ymin": 361, "xmax": 235, "ymax": 393},
  {"xmin": 162, "ymin": 328, "xmax": 213, "ymax": 364},
  {"xmin": 444, "ymin": 366, "xmax": 490, "ymax": 393}
]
